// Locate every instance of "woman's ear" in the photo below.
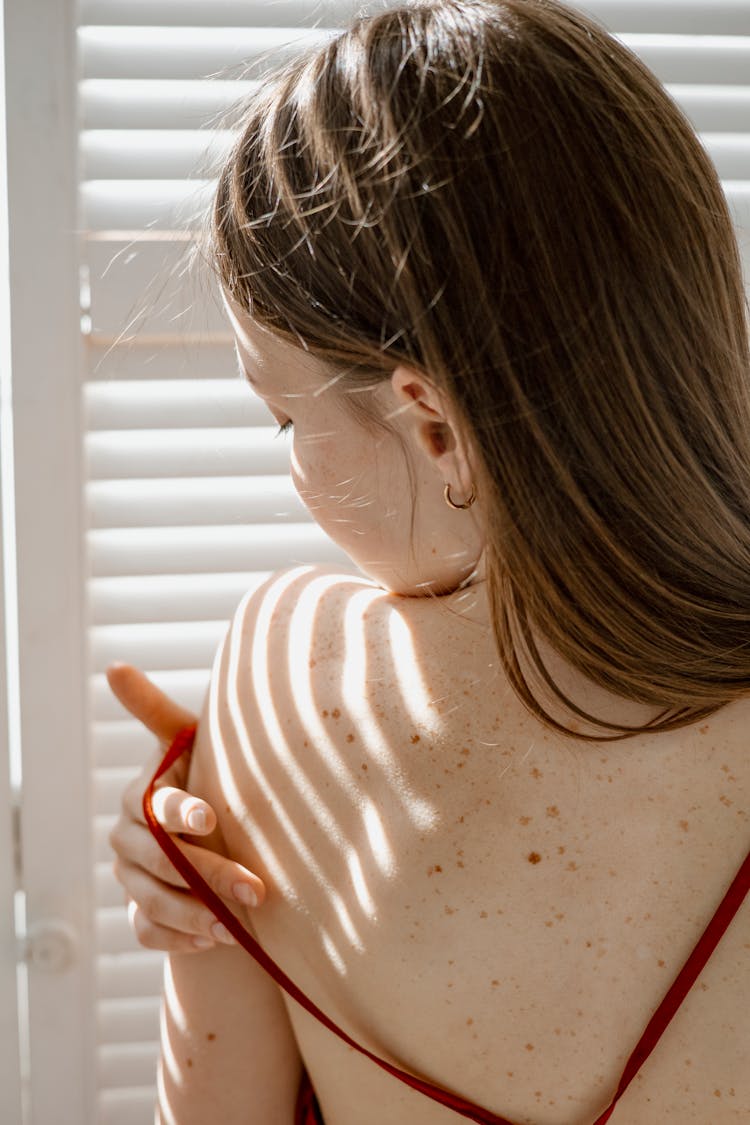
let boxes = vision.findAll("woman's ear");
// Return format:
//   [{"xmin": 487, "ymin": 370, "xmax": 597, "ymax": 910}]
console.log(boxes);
[
  {"xmin": 390, "ymin": 366, "xmax": 458, "ymax": 462},
  {"xmin": 389, "ymin": 366, "xmax": 478, "ymax": 510}
]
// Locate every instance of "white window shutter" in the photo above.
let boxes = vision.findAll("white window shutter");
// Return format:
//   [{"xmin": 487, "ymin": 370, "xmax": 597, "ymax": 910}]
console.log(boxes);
[
  {"xmin": 0, "ymin": 10, "xmax": 24, "ymax": 1123},
  {"xmin": 79, "ymin": 4, "xmax": 361, "ymax": 1124},
  {"xmin": 1, "ymin": 3, "xmax": 747, "ymax": 1124},
  {"xmin": 3, "ymin": 0, "xmax": 96, "ymax": 1123}
]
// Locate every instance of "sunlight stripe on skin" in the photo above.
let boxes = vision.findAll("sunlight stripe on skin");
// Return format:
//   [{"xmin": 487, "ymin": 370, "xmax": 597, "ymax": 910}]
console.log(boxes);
[
  {"xmin": 290, "ymin": 571, "xmax": 384, "ymax": 918},
  {"xmin": 342, "ymin": 588, "xmax": 439, "ymax": 838},
  {"xmin": 160, "ymin": 960, "xmax": 185, "ymax": 1118},
  {"xmin": 387, "ymin": 607, "xmax": 444, "ymax": 737},
  {"xmin": 208, "ymin": 624, "xmax": 293, "ymax": 901},
  {"xmin": 225, "ymin": 567, "xmax": 364, "ymax": 956}
]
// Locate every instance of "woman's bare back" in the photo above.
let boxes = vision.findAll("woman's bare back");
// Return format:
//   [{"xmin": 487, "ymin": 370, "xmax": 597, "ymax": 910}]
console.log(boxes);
[{"xmin": 204, "ymin": 566, "xmax": 749, "ymax": 1125}]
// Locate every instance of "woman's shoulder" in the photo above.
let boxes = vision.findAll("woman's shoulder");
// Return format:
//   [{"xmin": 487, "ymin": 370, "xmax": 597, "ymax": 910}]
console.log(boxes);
[{"xmin": 227, "ymin": 563, "xmax": 496, "ymax": 709}]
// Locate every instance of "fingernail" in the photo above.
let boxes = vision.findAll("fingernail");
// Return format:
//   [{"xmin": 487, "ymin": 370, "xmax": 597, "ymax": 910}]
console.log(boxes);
[
  {"xmin": 211, "ymin": 922, "xmax": 236, "ymax": 944},
  {"xmin": 187, "ymin": 808, "xmax": 206, "ymax": 832},
  {"xmin": 193, "ymin": 936, "xmax": 213, "ymax": 950},
  {"xmin": 233, "ymin": 882, "xmax": 258, "ymax": 908}
]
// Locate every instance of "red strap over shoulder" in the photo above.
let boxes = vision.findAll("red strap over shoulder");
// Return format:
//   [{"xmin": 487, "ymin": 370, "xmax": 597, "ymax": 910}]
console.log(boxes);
[{"xmin": 144, "ymin": 726, "xmax": 749, "ymax": 1125}]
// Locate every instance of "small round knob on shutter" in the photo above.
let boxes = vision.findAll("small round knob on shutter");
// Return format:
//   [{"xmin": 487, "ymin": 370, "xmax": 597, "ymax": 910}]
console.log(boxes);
[{"xmin": 24, "ymin": 921, "xmax": 78, "ymax": 973}]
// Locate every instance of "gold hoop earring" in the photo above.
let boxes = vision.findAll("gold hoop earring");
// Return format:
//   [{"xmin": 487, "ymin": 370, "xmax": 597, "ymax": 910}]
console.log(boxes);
[{"xmin": 444, "ymin": 482, "xmax": 476, "ymax": 510}]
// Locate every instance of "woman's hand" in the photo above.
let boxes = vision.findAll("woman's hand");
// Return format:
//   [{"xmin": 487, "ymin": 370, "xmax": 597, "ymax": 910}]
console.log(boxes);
[{"xmin": 106, "ymin": 663, "xmax": 266, "ymax": 953}]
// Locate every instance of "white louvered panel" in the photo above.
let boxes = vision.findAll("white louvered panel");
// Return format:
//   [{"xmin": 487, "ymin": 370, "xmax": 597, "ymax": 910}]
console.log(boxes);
[
  {"xmin": 81, "ymin": 177, "xmax": 214, "ymax": 231},
  {"xmin": 99, "ymin": 996, "xmax": 161, "ymax": 1043},
  {"xmin": 704, "ymin": 135, "xmax": 750, "ymax": 180},
  {"xmin": 81, "ymin": 128, "xmax": 234, "ymax": 180},
  {"xmin": 77, "ymin": 0, "xmax": 750, "ymax": 33},
  {"xmin": 79, "ymin": 26, "xmax": 333, "ymax": 81},
  {"xmin": 89, "ymin": 523, "xmax": 345, "ymax": 577},
  {"xmin": 83, "ymin": 230, "xmax": 222, "ymax": 335},
  {"xmin": 91, "ymin": 720, "xmax": 169, "ymax": 769},
  {"xmin": 97, "ymin": 859, "xmax": 132, "ymax": 907},
  {"xmin": 726, "ymin": 182, "xmax": 750, "ymax": 230},
  {"xmin": 86, "ymin": 339, "xmax": 237, "ymax": 381},
  {"xmin": 86, "ymin": 427, "xmax": 293, "ymax": 478},
  {"xmin": 90, "ymin": 620, "xmax": 228, "ymax": 673},
  {"xmin": 80, "ymin": 1, "xmax": 368, "ymax": 26},
  {"xmin": 84, "ymin": 239, "xmax": 228, "ymax": 341},
  {"xmin": 95, "ymin": 815, "xmax": 120, "ymax": 865},
  {"xmin": 99, "ymin": 1087, "xmax": 166, "ymax": 1125},
  {"xmin": 671, "ymin": 85, "xmax": 750, "ymax": 132},
  {"xmin": 620, "ymin": 34, "xmax": 750, "ymax": 85},
  {"xmin": 99, "ymin": 1043, "xmax": 160, "ymax": 1090},
  {"xmin": 98, "ymin": 951, "xmax": 165, "ymax": 998},
  {"xmin": 91, "ymin": 669, "xmax": 212, "ymax": 724},
  {"xmin": 88, "ymin": 475, "xmax": 305, "ymax": 527},
  {"xmin": 85, "ymin": 380, "xmax": 264, "ymax": 431},
  {"xmin": 97, "ymin": 904, "xmax": 142, "ymax": 952},
  {"xmin": 96, "ymin": 770, "xmax": 140, "ymax": 818},
  {"xmin": 80, "ymin": 78, "xmax": 259, "ymax": 129},
  {"xmin": 89, "ymin": 572, "xmax": 275, "ymax": 626},
  {"xmin": 591, "ymin": 0, "xmax": 750, "ymax": 33}
]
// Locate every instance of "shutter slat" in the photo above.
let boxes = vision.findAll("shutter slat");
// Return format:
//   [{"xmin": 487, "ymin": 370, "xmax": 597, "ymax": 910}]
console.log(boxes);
[
  {"xmin": 80, "ymin": 2, "xmax": 368, "ymax": 28},
  {"xmin": 725, "ymin": 181, "xmax": 750, "ymax": 229},
  {"xmin": 91, "ymin": 620, "xmax": 228, "ymax": 675},
  {"xmin": 99, "ymin": 1043, "xmax": 159, "ymax": 1090},
  {"xmin": 81, "ymin": 178, "xmax": 213, "ymax": 231},
  {"xmin": 80, "ymin": 79, "xmax": 258, "ymax": 130},
  {"xmin": 79, "ymin": 26, "xmax": 332, "ymax": 81},
  {"xmin": 91, "ymin": 720, "xmax": 174, "ymax": 769},
  {"xmin": 81, "ymin": 129, "xmax": 233, "ymax": 180},
  {"xmin": 98, "ymin": 952, "xmax": 165, "ymax": 998},
  {"xmin": 84, "ymin": 380, "xmax": 261, "ymax": 432},
  {"xmin": 97, "ymin": 860, "xmax": 131, "ymax": 907},
  {"xmin": 619, "ymin": 35, "xmax": 750, "ymax": 85},
  {"xmin": 89, "ymin": 573, "xmax": 274, "ymax": 628},
  {"xmin": 98, "ymin": 996, "xmax": 161, "ymax": 1043},
  {"xmin": 99, "ymin": 1086, "xmax": 162, "ymax": 1125},
  {"xmin": 672, "ymin": 85, "xmax": 750, "ymax": 131},
  {"xmin": 86, "ymin": 427, "xmax": 292, "ymax": 479},
  {"xmin": 95, "ymin": 771, "xmax": 140, "ymax": 818},
  {"xmin": 92, "ymin": 669, "xmax": 212, "ymax": 725},
  {"xmin": 77, "ymin": 0, "xmax": 750, "ymax": 34},
  {"xmin": 88, "ymin": 524, "xmax": 342, "ymax": 577},
  {"xmin": 703, "ymin": 135, "xmax": 750, "ymax": 179},
  {"xmin": 87, "ymin": 477, "xmax": 306, "ymax": 529},
  {"xmin": 86, "ymin": 340, "xmax": 237, "ymax": 381}
]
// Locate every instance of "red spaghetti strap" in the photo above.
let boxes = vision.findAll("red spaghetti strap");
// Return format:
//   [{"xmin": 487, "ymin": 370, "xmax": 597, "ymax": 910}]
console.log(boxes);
[
  {"xmin": 144, "ymin": 726, "xmax": 520, "ymax": 1125},
  {"xmin": 591, "ymin": 846, "xmax": 750, "ymax": 1125}
]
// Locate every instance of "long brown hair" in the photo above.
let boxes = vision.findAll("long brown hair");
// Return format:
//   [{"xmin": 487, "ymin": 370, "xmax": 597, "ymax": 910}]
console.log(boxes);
[{"xmin": 208, "ymin": 0, "xmax": 750, "ymax": 739}]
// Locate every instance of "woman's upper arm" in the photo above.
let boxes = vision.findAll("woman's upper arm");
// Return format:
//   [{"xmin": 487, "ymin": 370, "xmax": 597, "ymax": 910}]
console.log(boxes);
[
  {"xmin": 156, "ymin": 576, "xmax": 313, "ymax": 1124},
  {"xmin": 158, "ymin": 940, "xmax": 303, "ymax": 1124}
]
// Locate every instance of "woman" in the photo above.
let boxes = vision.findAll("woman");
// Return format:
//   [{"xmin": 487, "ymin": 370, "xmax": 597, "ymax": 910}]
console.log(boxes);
[{"xmin": 107, "ymin": 1, "xmax": 750, "ymax": 1121}]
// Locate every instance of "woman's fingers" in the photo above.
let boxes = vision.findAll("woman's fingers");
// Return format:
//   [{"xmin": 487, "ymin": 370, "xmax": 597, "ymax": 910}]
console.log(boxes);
[
  {"xmin": 123, "ymin": 777, "xmax": 217, "ymax": 837},
  {"xmin": 111, "ymin": 818, "xmax": 266, "ymax": 909},
  {"xmin": 106, "ymin": 663, "xmax": 198, "ymax": 743},
  {"xmin": 127, "ymin": 898, "xmax": 218, "ymax": 954}
]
